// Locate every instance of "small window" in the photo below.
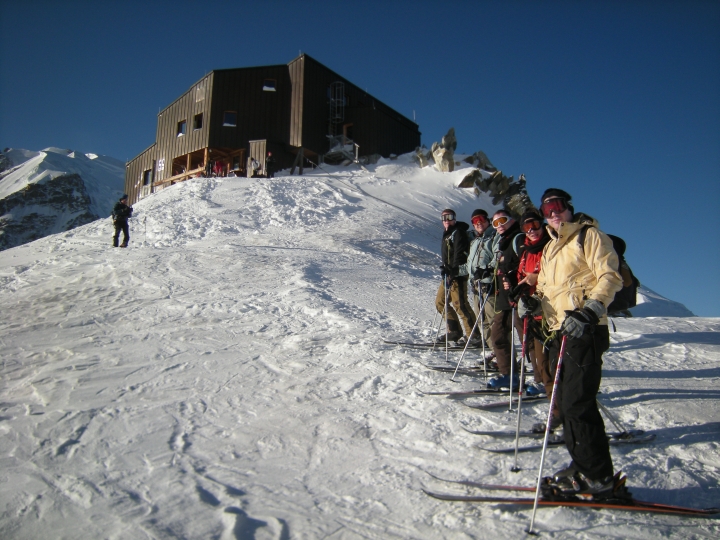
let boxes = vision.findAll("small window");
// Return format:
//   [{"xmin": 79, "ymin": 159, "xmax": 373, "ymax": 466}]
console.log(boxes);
[
  {"xmin": 223, "ymin": 111, "xmax": 237, "ymax": 127},
  {"xmin": 142, "ymin": 169, "xmax": 152, "ymax": 186},
  {"xmin": 193, "ymin": 113, "xmax": 203, "ymax": 130},
  {"xmin": 177, "ymin": 120, "xmax": 186, "ymax": 137},
  {"xmin": 263, "ymin": 79, "xmax": 277, "ymax": 92}
]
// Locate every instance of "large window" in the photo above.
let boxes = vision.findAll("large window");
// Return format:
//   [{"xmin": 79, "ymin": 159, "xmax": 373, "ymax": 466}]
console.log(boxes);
[
  {"xmin": 193, "ymin": 113, "xmax": 203, "ymax": 130},
  {"xmin": 177, "ymin": 120, "xmax": 186, "ymax": 137},
  {"xmin": 223, "ymin": 111, "xmax": 237, "ymax": 127}
]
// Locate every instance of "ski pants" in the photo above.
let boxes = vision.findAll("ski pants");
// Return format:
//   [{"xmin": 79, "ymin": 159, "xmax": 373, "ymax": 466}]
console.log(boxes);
[
  {"xmin": 490, "ymin": 309, "xmax": 525, "ymax": 376},
  {"xmin": 549, "ymin": 325, "xmax": 614, "ymax": 481},
  {"xmin": 470, "ymin": 286, "xmax": 495, "ymax": 349},
  {"xmin": 435, "ymin": 278, "xmax": 477, "ymax": 338},
  {"xmin": 113, "ymin": 220, "xmax": 129, "ymax": 247}
]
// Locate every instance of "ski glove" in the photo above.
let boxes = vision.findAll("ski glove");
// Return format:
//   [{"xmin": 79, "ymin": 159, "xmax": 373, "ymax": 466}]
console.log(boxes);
[
  {"xmin": 518, "ymin": 294, "xmax": 542, "ymax": 319},
  {"xmin": 560, "ymin": 299, "xmax": 606, "ymax": 339},
  {"xmin": 473, "ymin": 267, "xmax": 493, "ymax": 282},
  {"xmin": 440, "ymin": 264, "xmax": 457, "ymax": 279}
]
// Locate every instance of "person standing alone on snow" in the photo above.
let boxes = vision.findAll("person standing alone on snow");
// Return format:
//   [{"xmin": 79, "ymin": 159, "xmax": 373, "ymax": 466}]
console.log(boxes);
[
  {"xmin": 529, "ymin": 188, "xmax": 623, "ymax": 496},
  {"xmin": 435, "ymin": 209, "xmax": 478, "ymax": 344},
  {"xmin": 112, "ymin": 194, "xmax": 133, "ymax": 248}
]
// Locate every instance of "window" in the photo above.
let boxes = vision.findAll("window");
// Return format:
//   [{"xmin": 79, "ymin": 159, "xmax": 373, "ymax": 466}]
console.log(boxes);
[
  {"xmin": 193, "ymin": 113, "xmax": 203, "ymax": 130},
  {"xmin": 177, "ymin": 120, "xmax": 186, "ymax": 137},
  {"xmin": 142, "ymin": 169, "xmax": 152, "ymax": 186},
  {"xmin": 263, "ymin": 79, "xmax": 277, "ymax": 92},
  {"xmin": 223, "ymin": 111, "xmax": 237, "ymax": 127}
]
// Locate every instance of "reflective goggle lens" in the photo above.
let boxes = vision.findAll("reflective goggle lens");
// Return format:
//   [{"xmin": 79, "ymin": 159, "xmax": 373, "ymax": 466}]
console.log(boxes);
[
  {"xmin": 540, "ymin": 198, "xmax": 568, "ymax": 218},
  {"xmin": 521, "ymin": 219, "xmax": 543, "ymax": 233},
  {"xmin": 472, "ymin": 215, "xmax": 487, "ymax": 226},
  {"xmin": 441, "ymin": 214, "xmax": 456, "ymax": 222},
  {"xmin": 492, "ymin": 216, "xmax": 510, "ymax": 227}
]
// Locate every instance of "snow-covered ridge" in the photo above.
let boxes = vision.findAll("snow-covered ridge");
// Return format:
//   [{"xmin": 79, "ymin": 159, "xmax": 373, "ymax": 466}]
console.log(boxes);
[
  {"xmin": 0, "ymin": 147, "xmax": 125, "ymax": 250},
  {"xmin": 0, "ymin": 156, "xmax": 714, "ymax": 539}
]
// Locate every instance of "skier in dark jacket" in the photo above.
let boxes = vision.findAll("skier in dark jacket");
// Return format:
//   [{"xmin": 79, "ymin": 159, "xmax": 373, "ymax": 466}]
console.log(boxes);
[
  {"xmin": 486, "ymin": 209, "xmax": 524, "ymax": 389},
  {"xmin": 434, "ymin": 209, "xmax": 478, "ymax": 343},
  {"xmin": 112, "ymin": 194, "xmax": 133, "ymax": 248}
]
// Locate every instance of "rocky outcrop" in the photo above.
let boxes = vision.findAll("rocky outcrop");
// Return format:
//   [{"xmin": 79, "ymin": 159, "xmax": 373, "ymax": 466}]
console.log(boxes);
[
  {"xmin": 431, "ymin": 128, "xmax": 457, "ymax": 172},
  {"xmin": 0, "ymin": 173, "xmax": 98, "ymax": 250},
  {"xmin": 458, "ymin": 147, "xmax": 536, "ymax": 218},
  {"xmin": 462, "ymin": 150, "xmax": 496, "ymax": 172}
]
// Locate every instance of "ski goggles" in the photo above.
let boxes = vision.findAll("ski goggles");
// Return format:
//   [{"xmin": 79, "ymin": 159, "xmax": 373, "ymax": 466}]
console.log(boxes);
[
  {"xmin": 441, "ymin": 214, "xmax": 456, "ymax": 222},
  {"xmin": 521, "ymin": 219, "xmax": 543, "ymax": 233},
  {"xmin": 492, "ymin": 215, "xmax": 511, "ymax": 228},
  {"xmin": 540, "ymin": 197, "xmax": 570, "ymax": 218},
  {"xmin": 472, "ymin": 215, "xmax": 488, "ymax": 226}
]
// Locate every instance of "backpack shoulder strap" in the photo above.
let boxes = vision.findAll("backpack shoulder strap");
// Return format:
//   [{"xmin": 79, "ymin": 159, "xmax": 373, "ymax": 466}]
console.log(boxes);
[
  {"xmin": 512, "ymin": 233, "xmax": 524, "ymax": 255},
  {"xmin": 577, "ymin": 224, "xmax": 590, "ymax": 251}
]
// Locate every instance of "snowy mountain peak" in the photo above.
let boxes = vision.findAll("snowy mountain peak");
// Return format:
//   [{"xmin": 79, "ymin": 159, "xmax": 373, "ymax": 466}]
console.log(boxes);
[{"xmin": 0, "ymin": 147, "xmax": 125, "ymax": 250}]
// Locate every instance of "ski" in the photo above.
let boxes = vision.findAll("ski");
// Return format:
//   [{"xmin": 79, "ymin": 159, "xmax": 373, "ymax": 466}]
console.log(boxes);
[
  {"xmin": 461, "ymin": 395, "xmax": 546, "ymax": 410},
  {"xmin": 421, "ymin": 489, "xmax": 719, "ymax": 516},
  {"xmin": 422, "ymin": 363, "xmax": 502, "ymax": 374},
  {"xmin": 383, "ymin": 339, "xmax": 481, "ymax": 351},
  {"xmin": 422, "ymin": 387, "xmax": 524, "ymax": 398},
  {"xmin": 477, "ymin": 432, "xmax": 656, "ymax": 453},
  {"xmin": 462, "ymin": 427, "xmax": 646, "ymax": 439},
  {"xmin": 423, "ymin": 366, "xmax": 495, "ymax": 377},
  {"xmin": 425, "ymin": 471, "xmax": 535, "ymax": 492}
]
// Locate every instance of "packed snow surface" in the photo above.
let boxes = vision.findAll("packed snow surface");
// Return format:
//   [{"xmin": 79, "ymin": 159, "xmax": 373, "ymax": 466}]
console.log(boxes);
[{"xmin": 1, "ymin": 156, "xmax": 717, "ymax": 539}]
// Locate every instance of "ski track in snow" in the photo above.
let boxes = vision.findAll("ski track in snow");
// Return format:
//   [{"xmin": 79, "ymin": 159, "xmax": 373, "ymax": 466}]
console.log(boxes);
[{"xmin": 0, "ymin": 159, "xmax": 719, "ymax": 539}]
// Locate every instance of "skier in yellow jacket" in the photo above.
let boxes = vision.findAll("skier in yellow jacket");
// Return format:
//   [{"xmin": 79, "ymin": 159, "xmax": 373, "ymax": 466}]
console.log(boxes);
[{"xmin": 529, "ymin": 188, "xmax": 623, "ymax": 497}]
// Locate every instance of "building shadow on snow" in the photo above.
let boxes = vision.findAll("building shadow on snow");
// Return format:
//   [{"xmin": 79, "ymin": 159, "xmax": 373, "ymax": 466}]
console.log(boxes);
[
  {"xmin": 603, "ymin": 367, "xmax": 720, "ymax": 379},
  {"xmin": 601, "ymin": 388, "xmax": 720, "ymax": 406},
  {"xmin": 611, "ymin": 331, "xmax": 720, "ymax": 351}
]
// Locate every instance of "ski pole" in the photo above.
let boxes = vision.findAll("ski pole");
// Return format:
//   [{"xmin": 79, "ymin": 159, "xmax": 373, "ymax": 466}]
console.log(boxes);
[
  {"xmin": 528, "ymin": 335, "xmax": 567, "ymax": 535},
  {"xmin": 450, "ymin": 292, "xmax": 484, "ymax": 382},
  {"xmin": 478, "ymin": 285, "xmax": 489, "ymax": 381},
  {"xmin": 597, "ymin": 399, "xmax": 629, "ymax": 435},
  {"xmin": 511, "ymin": 316, "xmax": 529, "ymax": 472},
  {"xmin": 508, "ymin": 307, "xmax": 516, "ymax": 411},
  {"xmin": 444, "ymin": 276, "xmax": 450, "ymax": 363},
  {"xmin": 432, "ymin": 278, "xmax": 450, "ymax": 352}
]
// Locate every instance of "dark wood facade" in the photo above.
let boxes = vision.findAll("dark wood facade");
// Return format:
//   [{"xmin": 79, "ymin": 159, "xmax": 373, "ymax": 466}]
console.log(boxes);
[{"xmin": 125, "ymin": 54, "xmax": 421, "ymax": 203}]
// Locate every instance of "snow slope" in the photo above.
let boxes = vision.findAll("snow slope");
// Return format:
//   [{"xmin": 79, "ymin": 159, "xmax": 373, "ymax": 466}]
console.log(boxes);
[{"xmin": 0, "ymin": 155, "xmax": 717, "ymax": 539}]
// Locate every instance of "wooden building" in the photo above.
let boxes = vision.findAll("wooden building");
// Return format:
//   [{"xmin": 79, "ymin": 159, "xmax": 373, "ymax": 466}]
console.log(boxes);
[{"xmin": 124, "ymin": 54, "xmax": 421, "ymax": 203}]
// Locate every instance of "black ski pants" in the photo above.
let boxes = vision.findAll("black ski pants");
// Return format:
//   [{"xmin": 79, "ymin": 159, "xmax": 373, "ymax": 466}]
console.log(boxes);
[
  {"xmin": 549, "ymin": 325, "xmax": 613, "ymax": 481},
  {"xmin": 113, "ymin": 220, "xmax": 129, "ymax": 247}
]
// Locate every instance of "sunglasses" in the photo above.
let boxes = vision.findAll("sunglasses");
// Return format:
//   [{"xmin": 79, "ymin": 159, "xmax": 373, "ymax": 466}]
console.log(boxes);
[
  {"xmin": 472, "ymin": 215, "xmax": 488, "ymax": 226},
  {"xmin": 441, "ymin": 214, "xmax": 456, "ymax": 222},
  {"xmin": 521, "ymin": 219, "xmax": 543, "ymax": 233},
  {"xmin": 492, "ymin": 215, "xmax": 511, "ymax": 228},
  {"xmin": 540, "ymin": 198, "xmax": 569, "ymax": 218}
]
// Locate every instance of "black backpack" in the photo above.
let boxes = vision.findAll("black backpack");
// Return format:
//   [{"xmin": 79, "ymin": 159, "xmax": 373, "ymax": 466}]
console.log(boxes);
[{"xmin": 578, "ymin": 227, "xmax": 640, "ymax": 315}]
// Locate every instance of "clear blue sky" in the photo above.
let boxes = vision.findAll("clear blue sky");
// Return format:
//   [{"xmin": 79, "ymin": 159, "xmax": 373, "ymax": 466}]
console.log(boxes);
[{"xmin": 1, "ymin": 0, "xmax": 719, "ymax": 316}]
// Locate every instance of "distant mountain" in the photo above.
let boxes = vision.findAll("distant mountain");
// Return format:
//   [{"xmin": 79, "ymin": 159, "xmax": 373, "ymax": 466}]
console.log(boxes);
[
  {"xmin": 0, "ymin": 147, "xmax": 124, "ymax": 250},
  {"xmin": 631, "ymin": 285, "xmax": 696, "ymax": 317}
]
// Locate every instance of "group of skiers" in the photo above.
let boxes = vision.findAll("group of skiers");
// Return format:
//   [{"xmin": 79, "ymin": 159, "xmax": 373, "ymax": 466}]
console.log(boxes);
[{"xmin": 436, "ymin": 187, "xmax": 625, "ymax": 498}]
